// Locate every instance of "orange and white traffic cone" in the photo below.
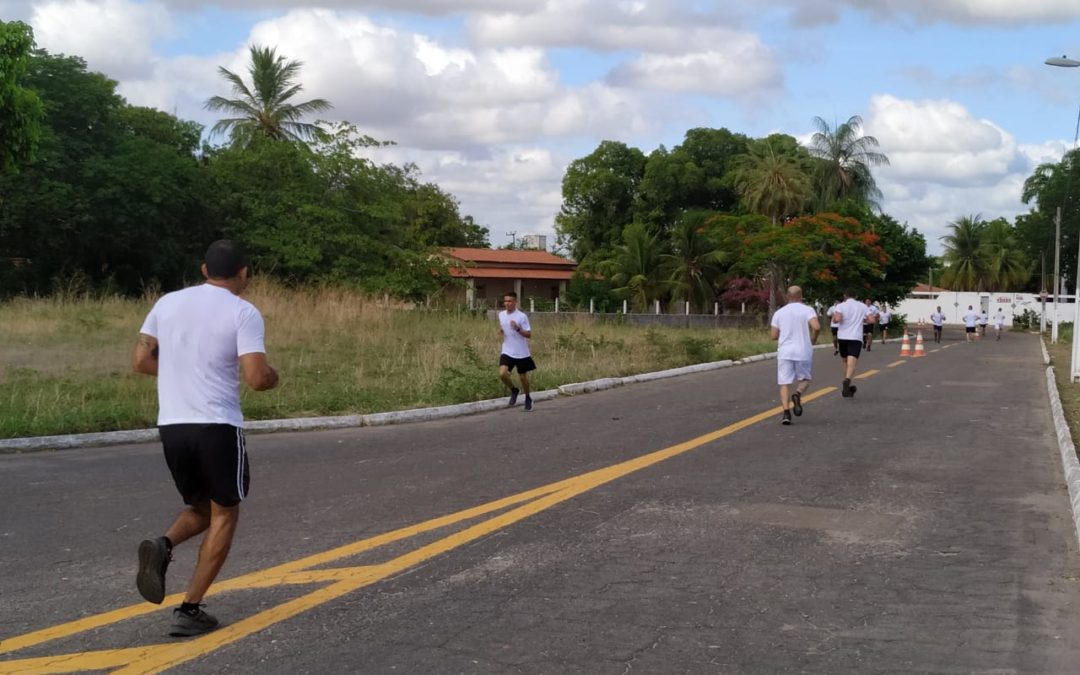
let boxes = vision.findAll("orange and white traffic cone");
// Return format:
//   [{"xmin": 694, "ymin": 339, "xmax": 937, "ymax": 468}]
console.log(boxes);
[
  {"xmin": 900, "ymin": 331, "xmax": 912, "ymax": 357},
  {"xmin": 913, "ymin": 330, "xmax": 926, "ymax": 357}
]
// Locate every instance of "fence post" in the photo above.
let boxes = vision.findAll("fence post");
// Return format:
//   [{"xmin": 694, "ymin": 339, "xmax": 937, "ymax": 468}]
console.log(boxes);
[
  {"xmin": 530, "ymin": 298, "xmax": 535, "ymax": 313},
  {"xmin": 714, "ymin": 302, "xmax": 719, "ymax": 316},
  {"xmin": 655, "ymin": 299, "xmax": 660, "ymax": 315},
  {"xmin": 623, "ymin": 299, "xmax": 628, "ymax": 315},
  {"xmin": 555, "ymin": 297, "xmax": 559, "ymax": 313},
  {"xmin": 589, "ymin": 298, "xmax": 594, "ymax": 314},
  {"xmin": 685, "ymin": 300, "xmax": 690, "ymax": 315}
]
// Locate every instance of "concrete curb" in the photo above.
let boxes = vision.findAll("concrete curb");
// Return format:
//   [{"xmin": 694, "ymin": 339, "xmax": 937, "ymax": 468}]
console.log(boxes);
[
  {"xmin": 1042, "ymin": 338, "xmax": 1051, "ymax": 366},
  {"xmin": 0, "ymin": 338, "xmax": 900, "ymax": 453},
  {"xmin": 1044, "ymin": 366, "xmax": 1080, "ymax": 551}
]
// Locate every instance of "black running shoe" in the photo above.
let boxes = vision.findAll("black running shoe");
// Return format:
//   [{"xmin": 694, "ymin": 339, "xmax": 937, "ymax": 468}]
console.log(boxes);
[
  {"xmin": 508, "ymin": 387, "xmax": 520, "ymax": 407},
  {"xmin": 169, "ymin": 605, "xmax": 219, "ymax": 637},
  {"xmin": 841, "ymin": 378, "xmax": 852, "ymax": 398},
  {"xmin": 137, "ymin": 537, "xmax": 171, "ymax": 604},
  {"xmin": 524, "ymin": 396, "xmax": 533, "ymax": 412},
  {"xmin": 781, "ymin": 410, "xmax": 792, "ymax": 425},
  {"xmin": 849, "ymin": 384, "xmax": 857, "ymax": 397},
  {"xmin": 791, "ymin": 392, "xmax": 803, "ymax": 416}
]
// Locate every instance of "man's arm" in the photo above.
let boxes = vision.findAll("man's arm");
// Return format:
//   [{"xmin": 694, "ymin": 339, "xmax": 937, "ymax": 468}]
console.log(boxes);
[
  {"xmin": 808, "ymin": 316, "xmax": 821, "ymax": 344},
  {"xmin": 770, "ymin": 325, "xmax": 780, "ymax": 341},
  {"xmin": 239, "ymin": 352, "xmax": 279, "ymax": 391},
  {"xmin": 132, "ymin": 334, "xmax": 159, "ymax": 376}
]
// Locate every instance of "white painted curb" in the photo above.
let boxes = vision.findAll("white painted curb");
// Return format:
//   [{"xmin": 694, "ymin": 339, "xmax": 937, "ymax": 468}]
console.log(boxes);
[
  {"xmin": 1044, "ymin": 366, "xmax": 1080, "ymax": 551},
  {"xmin": 1042, "ymin": 338, "xmax": 1051, "ymax": 366}
]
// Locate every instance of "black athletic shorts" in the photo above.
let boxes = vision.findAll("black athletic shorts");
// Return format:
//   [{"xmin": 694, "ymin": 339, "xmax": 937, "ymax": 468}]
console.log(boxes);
[
  {"xmin": 830, "ymin": 327, "xmax": 838, "ymax": 336},
  {"xmin": 499, "ymin": 354, "xmax": 537, "ymax": 374},
  {"xmin": 862, "ymin": 323, "xmax": 873, "ymax": 334},
  {"xmin": 838, "ymin": 339, "xmax": 862, "ymax": 359},
  {"xmin": 159, "ymin": 424, "xmax": 249, "ymax": 507},
  {"xmin": 933, "ymin": 324, "xmax": 943, "ymax": 332},
  {"xmin": 965, "ymin": 326, "xmax": 976, "ymax": 333}
]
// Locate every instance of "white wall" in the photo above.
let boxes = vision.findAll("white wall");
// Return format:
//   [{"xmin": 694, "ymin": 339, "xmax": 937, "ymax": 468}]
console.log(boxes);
[{"xmin": 892, "ymin": 291, "xmax": 1076, "ymax": 326}]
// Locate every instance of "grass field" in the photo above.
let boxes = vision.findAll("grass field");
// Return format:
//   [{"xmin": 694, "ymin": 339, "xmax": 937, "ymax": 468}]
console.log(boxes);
[{"xmin": 0, "ymin": 280, "xmax": 776, "ymax": 439}]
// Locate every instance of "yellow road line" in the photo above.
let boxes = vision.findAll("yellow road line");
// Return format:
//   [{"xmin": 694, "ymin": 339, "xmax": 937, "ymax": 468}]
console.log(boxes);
[
  {"xmin": 887, "ymin": 360, "xmax": 906, "ymax": 368},
  {"xmin": 1, "ymin": 388, "xmax": 842, "ymax": 673},
  {"xmin": 855, "ymin": 369, "xmax": 879, "ymax": 379}
]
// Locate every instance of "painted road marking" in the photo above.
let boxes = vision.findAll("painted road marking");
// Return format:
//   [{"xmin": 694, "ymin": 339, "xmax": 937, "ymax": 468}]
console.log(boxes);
[
  {"xmin": 855, "ymin": 369, "xmax": 880, "ymax": 380},
  {"xmin": 887, "ymin": 360, "xmax": 906, "ymax": 368},
  {"xmin": 1, "ymin": 378, "xmax": 886, "ymax": 674}
]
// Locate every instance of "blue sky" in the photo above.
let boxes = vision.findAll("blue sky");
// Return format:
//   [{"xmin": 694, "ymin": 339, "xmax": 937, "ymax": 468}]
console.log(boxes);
[{"xmin": 8, "ymin": 0, "xmax": 1080, "ymax": 254}]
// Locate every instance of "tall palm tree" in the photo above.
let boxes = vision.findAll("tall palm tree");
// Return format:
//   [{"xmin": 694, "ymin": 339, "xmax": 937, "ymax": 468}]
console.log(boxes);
[
  {"xmin": 728, "ymin": 139, "xmax": 813, "ymax": 224},
  {"xmin": 205, "ymin": 45, "xmax": 332, "ymax": 146},
  {"xmin": 980, "ymin": 218, "xmax": 1032, "ymax": 290},
  {"xmin": 808, "ymin": 115, "xmax": 890, "ymax": 211},
  {"xmin": 661, "ymin": 214, "xmax": 729, "ymax": 311},
  {"xmin": 599, "ymin": 221, "xmax": 663, "ymax": 312},
  {"xmin": 940, "ymin": 215, "xmax": 987, "ymax": 291}
]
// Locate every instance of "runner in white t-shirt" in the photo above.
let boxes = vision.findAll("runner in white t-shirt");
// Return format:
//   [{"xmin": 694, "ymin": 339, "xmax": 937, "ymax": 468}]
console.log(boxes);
[
  {"xmin": 962, "ymin": 305, "xmax": 980, "ymax": 342},
  {"xmin": 131, "ymin": 240, "xmax": 279, "ymax": 637},
  {"xmin": 826, "ymin": 298, "xmax": 841, "ymax": 356},
  {"xmin": 497, "ymin": 292, "xmax": 536, "ymax": 411},
  {"xmin": 994, "ymin": 309, "xmax": 1006, "ymax": 340},
  {"xmin": 878, "ymin": 306, "xmax": 892, "ymax": 344},
  {"xmin": 770, "ymin": 286, "xmax": 821, "ymax": 425},
  {"xmin": 930, "ymin": 306, "xmax": 946, "ymax": 344},
  {"xmin": 978, "ymin": 310, "xmax": 989, "ymax": 338},
  {"xmin": 833, "ymin": 289, "xmax": 875, "ymax": 397},
  {"xmin": 862, "ymin": 298, "xmax": 879, "ymax": 351}
]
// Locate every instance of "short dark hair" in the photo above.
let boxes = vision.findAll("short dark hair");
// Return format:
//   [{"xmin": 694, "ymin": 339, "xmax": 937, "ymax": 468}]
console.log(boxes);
[
  {"xmin": 504, "ymin": 292, "xmax": 518, "ymax": 300},
  {"xmin": 843, "ymin": 288, "xmax": 857, "ymax": 299},
  {"xmin": 204, "ymin": 240, "xmax": 248, "ymax": 279}
]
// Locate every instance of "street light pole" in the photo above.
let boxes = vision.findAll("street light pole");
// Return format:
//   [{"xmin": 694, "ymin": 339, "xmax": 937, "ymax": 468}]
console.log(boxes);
[
  {"xmin": 1054, "ymin": 206, "xmax": 1062, "ymax": 343},
  {"xmin": 1047, "ymin": 56, "xmax": 1080, "ymax": 374}
]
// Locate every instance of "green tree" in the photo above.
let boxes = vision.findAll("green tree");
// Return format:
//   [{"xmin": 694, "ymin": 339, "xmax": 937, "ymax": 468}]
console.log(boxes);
[
  {"xmin": 0, "ymin": 21, "xmax": 44, "ymax": 174},
  {"xmin": 660, "ymin": 211, "xmax": 729, "ymax": 311},
  {"xmin": 598, "ymin": 221, "xmax": 663, "ymax": 312},
  {"xmin": 555, "ymin": 140, "xmax": 647, "ymax": 264},
  {"xmin": 980, "ymin": 217, "xmax": 1032, "ymax": 290},
  {"xmin": 727, "ymin": 136, "xmax": 814, "ymax": 224},
  {"xmin": 808, "ymin": 115, "xmax": 890, "ymax": 211},
  {"xmin": 831, "ymin": 201, "xmax": 931, "ymax": 305},
  {"xmin": 0, "ymin": 51, "xmax": 210, "ymax": 295},
  {"xmin": 205, "ymin": 45, "xmax": 332, "ymax": 146},
  {"xmin": 1018, "ymin": 149, "xmax": 1080, "ymax": 290},
  {"xmin": 939, "ymin": 215, "xmax": 986, "ymax": 291}
]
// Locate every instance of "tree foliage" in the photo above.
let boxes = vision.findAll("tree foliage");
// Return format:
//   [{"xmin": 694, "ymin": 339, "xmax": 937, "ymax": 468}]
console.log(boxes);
[
  {"xmin": 0, "ymin": 20, "xmax": 44, "ymax": 174},
  {"xmin": 807, "ymin": 115, "xmax": 889, "ymax": 211}
]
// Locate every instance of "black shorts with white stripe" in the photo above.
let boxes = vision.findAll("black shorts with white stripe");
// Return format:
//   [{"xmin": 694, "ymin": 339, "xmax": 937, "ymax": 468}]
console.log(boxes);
[{"xmin": 159, "ymin": 424, "xmax": 249, "ymax": 507}]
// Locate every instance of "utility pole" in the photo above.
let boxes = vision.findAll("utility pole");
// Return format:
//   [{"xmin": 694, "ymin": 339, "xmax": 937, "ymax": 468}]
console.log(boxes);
[
  {"xmin": 506, "ymin": 231, "xmax": 517, "ymax": 248},
  {"xmin": 1054, "ymin": 207, "xmax": 1062, "ymax": 343},
  {"xmin": 1041, "ymin": 252, "xmax": 1047, "ymax": 334}
]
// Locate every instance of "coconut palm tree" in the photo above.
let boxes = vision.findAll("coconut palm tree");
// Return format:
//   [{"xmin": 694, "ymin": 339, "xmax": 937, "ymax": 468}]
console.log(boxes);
[
  {"xmin": 728, "ymin": 138, "xmax": 813, "ymax": 225},
  {"xmin": 599, "ymin": 221, "xmax": 663, "ymax": 312},
  {"xmin": 940, "ymin": 215, "xmax": 987, "ymax": 291},
  {"xmin": 980, "ymin": 218, "xmax": 1032, "ymax": 290},
  {"xmin": 661, "ymin": 213, "xmax": 729, "ymax": 312},
  {"xmin": 205, "ymin": 45, "xmax": 332, "ymax": 146},
  {"xmin": 808, "ymin": 115, "xmax": 890, "ymax": 211}
]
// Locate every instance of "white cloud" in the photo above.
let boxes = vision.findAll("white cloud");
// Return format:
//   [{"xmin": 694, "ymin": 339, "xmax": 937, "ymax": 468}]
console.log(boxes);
[
  {"xmin": 770, "ymin": 0, "xmax": 1080, "ymax": 25},
  {"xmin": 862, "ymin": 94, "xmax": 1070, "ymax": 252},
  {"xmin": 608, "ymin": 41, "xmax": 781, "ymax": 96},
  {"xmin": 30, "ymin": 0, "xmax": 172, "ymax": 80}
]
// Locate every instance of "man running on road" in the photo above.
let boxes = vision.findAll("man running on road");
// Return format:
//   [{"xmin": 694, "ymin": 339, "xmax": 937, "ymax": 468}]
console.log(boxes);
[
  {"xmin": 862, "ymin": 298, "xmax": 878, "ymax": 351},
  {"xmin": 963, "ymin": 305, "xmax": 979, "ymax": 342},
  {"xmin": 978, "ymin": 309, "xmax": 989, "ymax": 338},
  {"xmin": 994, "ymin": 308, "xmax": 1007, "ymax": 340},
  {"xmin": 878, "ymin": 305, "xmax": 891, "ymax": 344},
  {"xmin": 931, "ymin": 306, "xmax": 946, "ymax": 344},
  {"xmin": 770, "ymin": 286, "xmax": 821, "ymax": 425},
  {"xmin": 826, "ymin": 297, "xmax": 841, "ymax": 355},
  {"xmin": 833, "ymin": 289, "xmax": 875, "ymax": 398},
  {"xmin": 497, "ymin": 292, "xmax": 536, "ymax": 411},
  {"xmin": 132, "ymin": 240, "xmax": 279, "ymax": 637}
]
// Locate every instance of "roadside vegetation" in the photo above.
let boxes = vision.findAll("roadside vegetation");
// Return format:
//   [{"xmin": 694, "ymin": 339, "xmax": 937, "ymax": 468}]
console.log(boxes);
[{"xmin": 0, "ymin": 280, "xmax": 775, "ymax": 439}]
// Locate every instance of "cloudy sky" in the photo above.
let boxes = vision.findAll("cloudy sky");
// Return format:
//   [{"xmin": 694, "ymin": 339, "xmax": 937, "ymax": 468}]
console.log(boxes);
[{"xmin": 6, "ymin": 0, "xmax": 1080, "ymax": 254}]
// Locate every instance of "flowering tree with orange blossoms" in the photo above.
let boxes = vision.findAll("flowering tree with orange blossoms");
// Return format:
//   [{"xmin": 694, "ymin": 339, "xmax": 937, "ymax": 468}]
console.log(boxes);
[{"xmin": 730, "ymin": 212, "xmax": 888, "ymax": 314}]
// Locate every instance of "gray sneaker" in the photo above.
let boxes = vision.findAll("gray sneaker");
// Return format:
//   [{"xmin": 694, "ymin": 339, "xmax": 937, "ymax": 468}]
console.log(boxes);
[
  {"xmin": 170, "ymin": 606, "xmax": 219, "ymax": 637},
  {"xmin": 136, "ymin": 537, "xmax": 171, "ymax": 604}
]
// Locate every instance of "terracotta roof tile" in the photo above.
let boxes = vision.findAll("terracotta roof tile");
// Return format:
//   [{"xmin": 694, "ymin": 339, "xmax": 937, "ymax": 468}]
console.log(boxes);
[{"xmin": 443, "ymin": 247, "xmax": 575, "ymax": 266}]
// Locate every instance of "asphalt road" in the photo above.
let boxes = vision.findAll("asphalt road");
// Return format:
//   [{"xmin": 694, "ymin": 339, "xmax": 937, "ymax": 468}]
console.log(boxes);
[{"xmin": 2, "ymin": 328, "xmax": 1079, "ymax": 674}]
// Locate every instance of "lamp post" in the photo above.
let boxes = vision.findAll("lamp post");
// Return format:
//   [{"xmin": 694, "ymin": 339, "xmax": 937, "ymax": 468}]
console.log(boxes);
[{"xmin": 1044, "ymin": 55, "xmax": 1080, "ymax": 380}]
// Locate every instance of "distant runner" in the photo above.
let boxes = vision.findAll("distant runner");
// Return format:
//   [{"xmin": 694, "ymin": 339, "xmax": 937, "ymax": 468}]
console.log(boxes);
[
  {"xmin": 497, "ymin": 292, "xmax": 536, "ymax": 412},
  {"xmin": 833, "ymin": 289, "xmax": 875, "ymax": 398},
  {"xmin": 930, "ymin": 306, "xmax": 946, "ymax": 344},
  {"xmin": 826, "ymin": 298, "xmax": 841, "ymax": 356},
  {"xmin": 994, "ymin": 308, "xmax": 1007, "ymax": 340},
  {"xmin": 963, "ymin": 305, "xmax": 979, "ymax": 342},
  {"xmin": 878, "ymin": 305, "xmax": 891, "ymax": 344}
]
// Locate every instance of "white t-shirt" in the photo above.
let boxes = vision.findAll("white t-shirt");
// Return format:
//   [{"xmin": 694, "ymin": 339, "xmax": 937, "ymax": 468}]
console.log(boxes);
[
  {"xmin": 979, "ymin": 312, "xmax": 989, "ymax": 325},
  {"xmin": 826, "ymin": 304, "xmax": 840, "ymax": 328},
  {"xmin": 140, "ymin": 284, "xmax": 266, "ymax": 427},
  {"xmin": 963, "ymin": 311, "xmax": 979, "ymax": 328},
  {"xmin": 771, "ymin": 302, "xmax": 818, "ymax": 362},
  {"xmin": 835, "ymin": 298, "xmax": 870, "ymax": 341},
  {"xmin": 994, "ymin": 312, "xmax": 1006, "ymax": 328},
  {"xmin": 879, "ymin": 310, "xmax": 891, "ymax": 325},
  {"xmin": 499, "ymin": 309, "xmax": 532, "ymax": 359},
  {"xmin": 931, "ymin": 312, "xmax": 945, "ymax": 327}
]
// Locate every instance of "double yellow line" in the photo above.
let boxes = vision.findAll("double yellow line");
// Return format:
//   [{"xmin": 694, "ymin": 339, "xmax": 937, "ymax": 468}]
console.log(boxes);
[{"xmin": 2, "ymin": 386, "xmax": 849, "ymax": 673}]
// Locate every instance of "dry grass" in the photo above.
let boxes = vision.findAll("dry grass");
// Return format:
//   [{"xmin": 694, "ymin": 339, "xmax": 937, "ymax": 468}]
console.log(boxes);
[{"xmin": 0, "ymin": 279, "xmax": 775, "ymax": 438}]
